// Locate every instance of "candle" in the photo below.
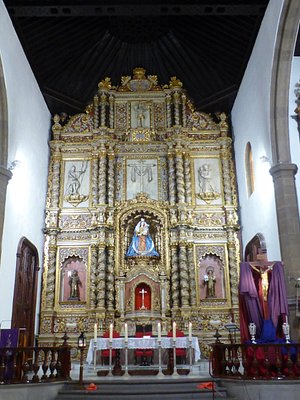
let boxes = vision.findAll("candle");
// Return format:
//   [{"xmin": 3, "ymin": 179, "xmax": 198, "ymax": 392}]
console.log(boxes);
[
  {"xmin": 188, "ymin": 322, "xmax": 192, "ymax": 340},
  {"xmin": 173, "ymin": 321, "xmax": 176, "ymax": 340},
  {"xmin": 157, "ymin": 322, "xmax": 161, "ymax": 341},
  {"xmin": 124, "ymin": 323, "xmax": 128, "ymax": 340},
  {"xmin": 94, "ymin": 323, "xmax": 97, "ymax": 341},
  {"xmin": 109, "ymin": 323, "xmax": 113, "ymax": 340}
]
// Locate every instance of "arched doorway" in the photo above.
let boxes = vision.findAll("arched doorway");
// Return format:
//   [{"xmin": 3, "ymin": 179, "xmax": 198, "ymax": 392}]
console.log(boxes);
[{"xmin": 11, "ymin": 237, "xmax": 39, "ymax": 347}]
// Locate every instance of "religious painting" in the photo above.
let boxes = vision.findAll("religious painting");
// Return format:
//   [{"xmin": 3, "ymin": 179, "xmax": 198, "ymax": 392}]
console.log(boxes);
[
  {"xmin": 198, "ymin": 254, "xmax": 226, "ymax": 301},
  {"xmin": 193, "ymin": 158, "xmax": 222, "ymax": 205},
  {"xmin": 126, "ymin": 158, "xmax": 158, "ymax": 200},
  {"xmin": 62, "ymin": 160, "xmax": 90, "ymax": 208},
  {"xmin": 130, "ymin": 101, "xmax": 151, "ymax": 129},
  {"xmin": 60, "ymin": 256, "xmax": 87, "ymax": 303}
]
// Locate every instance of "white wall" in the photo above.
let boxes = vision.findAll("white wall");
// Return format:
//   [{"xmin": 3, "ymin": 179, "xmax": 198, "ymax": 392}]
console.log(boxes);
[
  {"xmin": 231, "ymin": 0, "xmax": 284, "ymax": 260},
  {"xmin": 289, "ymin": 56, "xmax": 300, "ymax": 215},
  {"xmin": 0, "ymin": 1, "xmax": 50, "ymax": 329}
]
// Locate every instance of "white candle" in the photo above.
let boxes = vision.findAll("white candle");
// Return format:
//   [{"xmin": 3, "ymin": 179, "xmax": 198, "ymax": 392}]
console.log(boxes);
[
  {"xmin": 157, "ymin": 322, "xmax": 161, "ymax": 340},
  {"xmin": 94, "ymin": 323, "xmax": 97, "ymax": 341},
  {"xmin": 109, "ymin": 323, "xmax": 113, "ymax": 340},
  {"xmin": 124, "ymin": 323, "xmax": 128, "ymax": 340},
  {"xmin": 188, "ymin": 322, "xmax": 192, "ymax": 340},
  {"xmin": 173, "ymin": 321, "xmax": 176, "ymax": 340}
]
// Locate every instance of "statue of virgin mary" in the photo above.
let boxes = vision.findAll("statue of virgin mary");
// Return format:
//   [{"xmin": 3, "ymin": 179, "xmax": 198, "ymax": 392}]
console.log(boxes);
[{"xmin": 126, "ymin": 218, "xmax": 159, "ymax": 257}]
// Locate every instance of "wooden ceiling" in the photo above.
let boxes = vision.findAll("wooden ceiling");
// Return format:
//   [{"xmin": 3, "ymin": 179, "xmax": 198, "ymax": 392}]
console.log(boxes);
[{"xmin": 4, "ymin": 0, "xmax": 271, "ymax": 116}]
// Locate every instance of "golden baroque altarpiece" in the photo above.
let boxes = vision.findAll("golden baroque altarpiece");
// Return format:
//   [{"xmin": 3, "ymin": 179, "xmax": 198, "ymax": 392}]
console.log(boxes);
[{"xmin": 39, "ymin": 68, "xmax": 240, "ymax": 356}]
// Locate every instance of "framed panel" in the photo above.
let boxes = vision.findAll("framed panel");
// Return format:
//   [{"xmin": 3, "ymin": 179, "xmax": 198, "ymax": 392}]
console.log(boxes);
[
  {"xmin": 62, "ymin": 159, "xmax": 90, "ymax": 208},
  {"xmin": 193, "ymin": 157, "xmax": 222, "ymax": 206},
  {"xmin": 125, "ymin": 157, "xmax": 159, "ymax": 200}
]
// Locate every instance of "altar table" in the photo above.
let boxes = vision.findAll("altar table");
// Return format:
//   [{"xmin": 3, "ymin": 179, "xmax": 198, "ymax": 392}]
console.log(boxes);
[{"xmin": 86, "ymin": 336, "xmax": 201, "ymax": 364}]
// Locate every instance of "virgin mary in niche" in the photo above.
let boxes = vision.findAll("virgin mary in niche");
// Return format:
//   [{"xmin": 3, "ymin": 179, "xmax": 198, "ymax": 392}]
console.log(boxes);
[{"xmin": 126, "ymin": 218, "xmax": 159, "ymax": 257}]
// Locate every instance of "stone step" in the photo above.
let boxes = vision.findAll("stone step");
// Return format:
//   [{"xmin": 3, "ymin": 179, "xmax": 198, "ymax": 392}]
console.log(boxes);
[{"xmin": 55, "ymin": 379, "xmax": 229, "ymax": 400}]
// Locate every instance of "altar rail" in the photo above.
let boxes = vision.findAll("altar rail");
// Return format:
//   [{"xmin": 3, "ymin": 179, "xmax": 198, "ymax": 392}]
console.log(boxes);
[
  {"xmin": 210, "ymin": 342, "xmax": 300, "ymax": 380},
  {"xmin": 0, "ymin": 345, "xmax": 71, "ymax": 384}
]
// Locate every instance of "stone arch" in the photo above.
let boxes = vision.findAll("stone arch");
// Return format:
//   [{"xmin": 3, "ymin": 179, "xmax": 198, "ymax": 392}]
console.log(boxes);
[
  {"xmin": 269, "ymin": 0, "xmax": 300, "ymax": 298},
  {"xmin": 0, "ymin": 56, "xmax": 12, "ymax": 261}
]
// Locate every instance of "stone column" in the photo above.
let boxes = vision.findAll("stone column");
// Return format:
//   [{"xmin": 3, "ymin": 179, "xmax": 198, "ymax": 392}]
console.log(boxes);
[
  {"xmin": 270, "ymin": 163, "xmax": 300, "ymax": 298},
  {"xmin": 90, "ymin": 244, "xmax": 99, "ymax": 308},
  {"xmin": 106, "ymin": 246, "xmax": 115, "ymax": 310},
  {"xmin": 187, "ymin": 244, "xmax": 197, "ymax": 307},
  {"xmin": 0, "ymin": 166, "xmax": 12, "ymax": 258},
  {"xmin": 98, "ymin": 144, "xmax": 107, "ymax": 204},
  {"xmin": 179, "ymin": 243, "xmax": 189, "ymax": 307},
  {"xmin": 97, "ymin": 246, "xmax": 107, "ymax": 309},
  {"xmin": 175, "ymin": 148, "xmax": 185, "ymax": 203},
  {"xmin": 170, "ymin": 245, "xmax": 180, "ymax": 308}
]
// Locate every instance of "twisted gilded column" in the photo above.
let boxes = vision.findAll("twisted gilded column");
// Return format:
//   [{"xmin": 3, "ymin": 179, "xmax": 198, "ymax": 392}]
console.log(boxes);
[
  {"xmin": 227, "ymin": 229, "xmax": 239, "ymax": 307},
  {"xmin": 91, "ymin": 152, "xmax": 99, "ymax": 207},
  {"xmin": 187, "ymin": 244, "xmax": 197, "ymax": 307},
  {"xmin": 98, "ymin": 144, "xmax": 107, "ymax": 204},
  {"xmin": 100, "ymin": 92, "xmax": 107, "ymax": 127},
  {"xmin": 173, "ymin": 91, "xmax": 180, "ymax": 125},
  {"xmin": 93, "ymin": 95, "xmax": 99, "ymax": 129},
  {"xmin": 175, "ymin": 148, "xmax": 185, "ymax": 203},
  {"xmin": 170, "ymin": 245, "xmax": 180, "ymax": 308},
  {"xmin": 45, "ymin": 235, "xmax": 57, "ymax": 310},
  {"xmin": 167, "ymin": 149, "xmax": 176, "ymax": 205},
  {"xmin": 49, "ymin": 145, "xmax": 62, "ymax": 209},
  {"xmin": 106, "ymin": 246, "xmax": 115, "ymax": 310},
  {"xmin": 181, "ymin": 93, "xmax": 187, "ymax": 127},
  {"xmin": 219, "ymin": 138, "xmax": 233, "ymax": 205},
  {"xmin": 179, "ymin": 243, "xmax": 189, "ymax": 307},
  {"xmin": 97, "ymin": 246, "xmax": 107, "ymax": 309},
  {"xmin": 184, "ymin": 153, "xmax": 192, "ymax": 203},
  {"xmin": 109, "ymin": 95, "xmax": 114, "ymax": 129},
  {"xmin": 90, "ymin": 244, "xmax": 99, "ymax": 308},
  {"xmin": 107, "ymin": 148, "xmax": 115, "ymax": 207},
  {"xmin": 166, "ymin": 94, "xmax": 172, "ymax": 128}
]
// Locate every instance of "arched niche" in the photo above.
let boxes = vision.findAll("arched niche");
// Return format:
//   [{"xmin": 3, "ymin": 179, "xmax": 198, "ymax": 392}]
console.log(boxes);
[
  {"xmin": 115, "ymin": 193, "xmax": 169, "ymax": 276},
  {"xmin": 59, "ymin": 256, "xmax": 87, "ymax": 303}
]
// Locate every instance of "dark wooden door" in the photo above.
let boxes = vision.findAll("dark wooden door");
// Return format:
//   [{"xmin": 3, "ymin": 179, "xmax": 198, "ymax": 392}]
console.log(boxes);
[{"xmin": 11, "ymin": 237, "xmax": 39, "ymax": 347}]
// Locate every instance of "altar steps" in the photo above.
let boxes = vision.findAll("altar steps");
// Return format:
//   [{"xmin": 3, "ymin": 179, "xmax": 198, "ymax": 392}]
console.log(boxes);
[{"xmin": 55, "ymin": 378, "xmax": 230, "ymax": 400}]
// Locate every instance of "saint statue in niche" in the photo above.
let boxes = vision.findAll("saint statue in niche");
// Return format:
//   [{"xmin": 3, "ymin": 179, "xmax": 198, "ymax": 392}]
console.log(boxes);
[
  {"xmin": 68, "ymin": 270, "xmax": 82, "ymax": 300},
  {"xmin": 198, "ymin": 163, "xmax": 215, "ymax": 194},
  {"xmin": 203, "ymin": 267, "xmax": 216, "ymax": 298},
  {"xmin": 126, "ymin": 218, "xmax": 159, "ymax": 257}
]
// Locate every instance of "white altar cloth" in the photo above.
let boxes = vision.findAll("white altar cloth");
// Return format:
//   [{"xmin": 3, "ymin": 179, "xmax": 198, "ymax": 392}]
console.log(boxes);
[{"xmin": 86, "ymin": 336, "xmax": 201, "ymax": 364}]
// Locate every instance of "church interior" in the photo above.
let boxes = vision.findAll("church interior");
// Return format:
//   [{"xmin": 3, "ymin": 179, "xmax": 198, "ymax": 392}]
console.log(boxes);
[{"xmin": 0, "ymin": 1, "xmax": 300, "ymax": 399}]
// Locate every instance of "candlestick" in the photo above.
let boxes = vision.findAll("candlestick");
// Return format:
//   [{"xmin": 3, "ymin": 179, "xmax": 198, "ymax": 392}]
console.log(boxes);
[
  {"xmin": 157, "ymin": 322, "xmax": 161, "ymax": 341},
  {"xmin": 173, "ymin": 321, "xmax": 176, "ymax": 340},
  {"xmin": 94, "ymin": 323, "xmax": 97, "ymax": 341},
  {"xmin": 125, "ymin": 322, "xmax": 128, "ymax": 341},
  {"xmin": 188, "ymin": 321, "xmax": 192, "ymax": 341},
  {"xmin": 109, "ymin": 323, "xmax": 113, "ymax": 340}
]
